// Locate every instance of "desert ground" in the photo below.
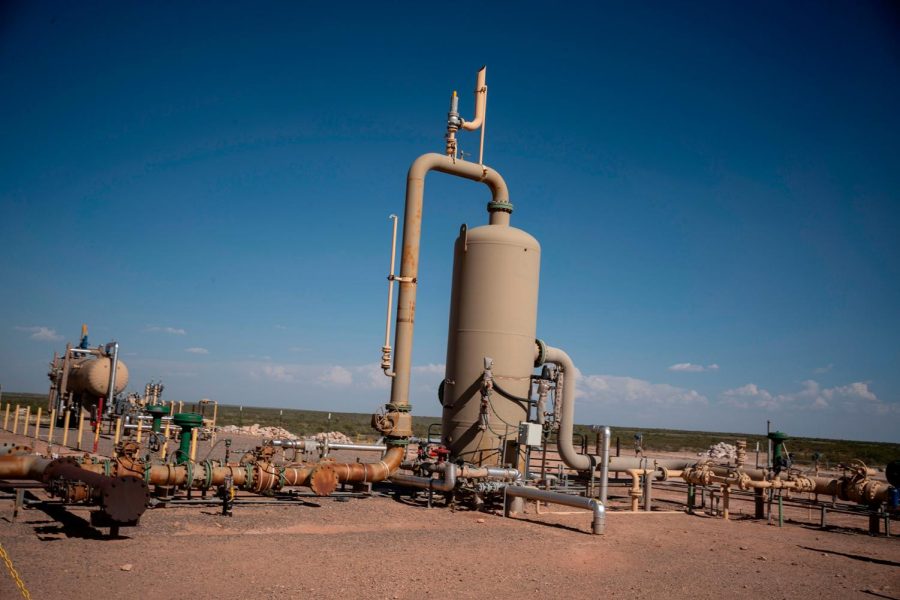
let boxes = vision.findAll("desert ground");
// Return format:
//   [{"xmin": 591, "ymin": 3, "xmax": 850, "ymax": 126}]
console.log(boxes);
[{"xmin": 1, "ymin": 427, "xmax": 898, "ymax": 600}]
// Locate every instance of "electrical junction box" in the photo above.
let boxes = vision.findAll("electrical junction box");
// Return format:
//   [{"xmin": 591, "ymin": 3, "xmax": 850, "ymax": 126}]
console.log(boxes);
[{"xmin": 518, "ymin": 422, "xmax": 542, "ymax": 447}]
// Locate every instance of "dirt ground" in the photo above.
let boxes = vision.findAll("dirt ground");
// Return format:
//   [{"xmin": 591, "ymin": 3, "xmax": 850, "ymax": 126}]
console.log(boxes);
[{"xmin": 1, "ymin": 429, "xmax": 898, "ymax": 599}]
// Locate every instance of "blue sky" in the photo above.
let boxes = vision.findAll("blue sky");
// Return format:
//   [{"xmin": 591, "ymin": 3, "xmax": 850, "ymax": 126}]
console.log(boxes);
[{"xmin": 1, "ymin": 2, "xmax": 898, "ymax": 442}]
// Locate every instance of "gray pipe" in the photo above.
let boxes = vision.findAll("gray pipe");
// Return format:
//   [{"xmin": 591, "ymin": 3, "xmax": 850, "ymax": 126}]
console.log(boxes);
[
  {"xmin": 105, "ymin": 342, "xmax": 119, "ymax": 406},
  {"xmin": 389, "ymin": 153, "xmax": 512, "ymax": 411},
  {"xmin": 267, "ymin": 439, "xmax": 388, "ymax": 453},
  {"xmin": 504, "ymin": 485, "xmax": 605, "ymax": 535},
  {"xmin": 390, "ymin": 463, "xmax": 458, "ymax": 492},
  {"xmin": 599, "ymin": 426, "xmax": 610, "ymax": 507}
]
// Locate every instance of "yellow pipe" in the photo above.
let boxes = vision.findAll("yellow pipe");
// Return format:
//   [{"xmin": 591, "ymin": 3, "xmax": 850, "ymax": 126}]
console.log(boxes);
[
  {"xmin": 169, "ymin": 401, "xmax": 175, "ymax": 416},
  {"xmin": 136, "ymin": 419, "xmax": 143, "ymax": 443},
  {"xmin": 76, "ymin": 411, "xmax": 85, "ymax": 450},
  {"xmin": 189, "ymin": 427, "xmax": 198, "ymax": 461},
  {"xmin": 12, "ymin": 405, "xmax": 20, "ymax": 434},
  {"xmin": 2, "ymin": 403, "xmax": 9, "ymax": 430},
  {"xmin": 47, "ymin": 410, "xmax": 56, "ymax": 445},
  {"xmin": 93, "ymin": 414, "xmax": 102, "ymax": 450},
  {"xmin": 113, "ymin": 418, "xmax": 122, "ymax": 446},
  {"xmin": 22, "ymin": 406, "xmax": 31, "ymax": 437},
  {"xmin": 33, "ymin": 407, "xmax": 42, "ymax": 441},
  {"xmin": 62, "ymin": 410, "xmax": 71, "ymax": 447},
  {"xmin": 161, "ymin": 420, "xmax": 171, "ymax": 459}
]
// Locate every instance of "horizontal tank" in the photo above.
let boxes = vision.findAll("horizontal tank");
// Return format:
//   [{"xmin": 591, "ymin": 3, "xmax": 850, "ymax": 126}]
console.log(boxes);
[
  {"xmin": 68, "ymin": 357, "xmax": 129, "ymax": 398},
  {"xmin": 441, "ymin": 222, "xmax": 540, "ymax": 467}
]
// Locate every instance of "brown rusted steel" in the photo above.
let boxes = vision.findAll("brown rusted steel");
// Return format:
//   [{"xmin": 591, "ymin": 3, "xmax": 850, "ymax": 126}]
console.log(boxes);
[
  {"xmin": 43, "ymin": 457, "xmax": 149, "ymax": 523},
  {"xmin": 309, "ymin": 463, "xmax": 339, "ymax": 496}
]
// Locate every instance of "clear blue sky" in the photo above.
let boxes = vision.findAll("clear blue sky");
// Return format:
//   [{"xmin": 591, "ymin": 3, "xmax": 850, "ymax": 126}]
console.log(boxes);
[{"xmin": 2, "ymin": 2, "xmax": 898, "ymax": 442}]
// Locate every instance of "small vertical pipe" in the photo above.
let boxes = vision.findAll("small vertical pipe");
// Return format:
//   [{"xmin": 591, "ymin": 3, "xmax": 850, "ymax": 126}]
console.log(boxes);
[
  {"xmin": 113, "ymin": 417, "xmax": 122, "ymax": 446},
  {"xmin": 162, "ymin": 420, "xmax": 171, "ymax": 458},
  {"xmin": 12, "ymin": 404, "xmax": 20, "ymax": 434},
  {"xmin": 3, "ymin": 403, "xmax": 9, "ymax": 430},
  {"xmin": 75, "ymin": 409, "xmax": 84, "ymax": 450},
  {"xmin": 643, "ymin": 471, "xmax": 652, "ymax": 512},
  {"xmin": 687, "ymin": 484, "xmax": 695, "ymax": 514},
  {"xmin": 22, "ymin": 406, "xmax": 30, "ymax": 437},
  {"xmin": 190, "ymin": 427, "xmax": 199, "ymax": 461},
  {"xmin": 47, "ymin": 410, "xmax": 56, "ymax": 446},
  {"xmin": 136, "ymin": 418, "xmax": 143, "ymax": 443},
  {"xmin": 169, "ymin": 401, "xmax": 175, "ymax": 416},
  {"xmin": 754, "ymin": 487, "xmax": 765, "ymax": 519},
  {"xmin": 92, "ymin": 415, "xmax": 101, "ymax": 453},
  {"xmin": 76, "ymin": 410, "xmax": 85, "ymax": 450},
  {"xmin": 777, "ymin": 491, "xmax": 783, "ymax": 527},
  {"xmin": 599, "ymin": 426, "xmax": 610, "ymax": 509},
  {"xmin": 62, "ymin": 410, "xmax": 71, "ymax": 447},
  {"xmin": 722, "ymin": 485, "xmax": 730, "ymax": 520},
  {"xmin": 33, "ymin": 407, "xmax": 42, "ymax": 442},
  {"xmin": 178, "ymin": 401, "xmax": 183, "ymax": 414}
]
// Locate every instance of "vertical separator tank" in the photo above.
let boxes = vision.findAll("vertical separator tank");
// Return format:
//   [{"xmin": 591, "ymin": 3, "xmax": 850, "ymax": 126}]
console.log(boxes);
[{"xmin": 441, "ymin": 221, "xmax": 540, "ymax": 466}]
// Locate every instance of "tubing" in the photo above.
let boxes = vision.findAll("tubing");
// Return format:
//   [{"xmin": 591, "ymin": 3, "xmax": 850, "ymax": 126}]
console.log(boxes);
[
  {"xmin": 391, "ymin": 463, "xmax": 458, "ymax": 492},
  {"xmin": 505, "ymin": 485, "xmax": 605, "ymax": 534},
  {"xmin": 389, "ymin": 153, "xmax": 511, "ymax": 410}
]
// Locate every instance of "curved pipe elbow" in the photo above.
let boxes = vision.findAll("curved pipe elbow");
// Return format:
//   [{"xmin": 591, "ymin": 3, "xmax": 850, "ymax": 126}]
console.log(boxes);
[
  {"xmin": 540, "ymin": 343, "xmax": 592, "ymax": 472},
  {"xmin": 461, "ymin": 66, "xmax": 486, "ymax": 131},
  {"xmin": 407, "ymin": 153, "xmax": 509, "ymax": 203}
]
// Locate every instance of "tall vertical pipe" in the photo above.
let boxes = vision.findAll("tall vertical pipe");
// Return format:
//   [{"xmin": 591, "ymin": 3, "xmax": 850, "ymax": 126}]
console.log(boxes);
[
  {"xmin": 105, "ymin": 342, "xmax": 119, "ymax": 409},
  {"xmin": 599, "ymin": 426, "xmax": 611, "ymax": 507},
  {"xmin": 388, "ymin": 153, "xmax": 511, "ymax": 410}
]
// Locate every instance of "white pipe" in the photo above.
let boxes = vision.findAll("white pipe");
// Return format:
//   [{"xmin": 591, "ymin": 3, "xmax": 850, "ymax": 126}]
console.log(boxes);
[{"xmin": 382, "ymin": 214, "xmax": 399, "ymax": 377}]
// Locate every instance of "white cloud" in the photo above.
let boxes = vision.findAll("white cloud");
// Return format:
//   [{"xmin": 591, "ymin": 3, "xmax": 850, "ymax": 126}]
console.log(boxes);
[
  {"xmin": 813, "ymin": 363, "xmax": 834, "ymax": 374},
  {"xmin": 14, "ymin": 326, "xmax": 63, "ymax": 342},
  {"xmin": 258, "ymin": 364, "xmax": 298, "ymax": 383},
  {"xmin": 317, "ymin": 366, "xmax": 354, "ymax": 386},
  {"xmin": 185, "ymin": 347, "xmax": 209, "ymax": 355},
  {"xmin": 578, "ymin": 374, "xmax": 708, "ymax": 407},
  {"xmin": 668, "ymin": 362, "xmax": 719, "ymax": 373},
  {"xmin": 720, "ymin": 380, "xmax": 893, "ymax": 414},
  {"xmin": 145, "ymin": 325, "xmax": 187, "ymax": 335}
]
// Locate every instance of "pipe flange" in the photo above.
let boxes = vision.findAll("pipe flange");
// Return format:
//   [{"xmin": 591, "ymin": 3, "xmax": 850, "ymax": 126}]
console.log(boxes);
[
  {"xmin": 487, "ymin": 200, "xmax": 514, "ymax": 214},
  {"xmin": 534, "ymin": 339, "xmax": 547, "ymax": 367},
  {"xmin": 309, "ymin": 463, "xmax": 338, "ymax": 497}
]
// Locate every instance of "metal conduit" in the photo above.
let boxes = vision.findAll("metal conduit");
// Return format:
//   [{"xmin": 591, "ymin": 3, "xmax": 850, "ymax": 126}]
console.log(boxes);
[{"xmin": 504, "ymin": 485, "xmax": 605, "ymax": 535}]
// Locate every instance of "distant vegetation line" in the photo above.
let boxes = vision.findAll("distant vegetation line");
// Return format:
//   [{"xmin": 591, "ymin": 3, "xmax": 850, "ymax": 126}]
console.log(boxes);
[{"xmin": 2, "ymin": 392, "xmax": 897, "ymax": 467}]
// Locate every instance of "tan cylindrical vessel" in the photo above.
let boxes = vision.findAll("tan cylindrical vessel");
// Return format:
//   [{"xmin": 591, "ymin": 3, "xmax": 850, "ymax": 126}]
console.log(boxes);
[
  {"xmin": 67, "ymin": 357, "xmax": 129, "ymax": 398},
  {"xmin": 441, "ymin": 223, "xmax": 540, "ymax": 466}
]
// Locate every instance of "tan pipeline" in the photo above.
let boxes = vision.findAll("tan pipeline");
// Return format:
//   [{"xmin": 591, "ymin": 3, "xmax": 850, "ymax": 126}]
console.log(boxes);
[{"xmin": 388, "ymin": 153, "xmax": 512, "ymax": 413}]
